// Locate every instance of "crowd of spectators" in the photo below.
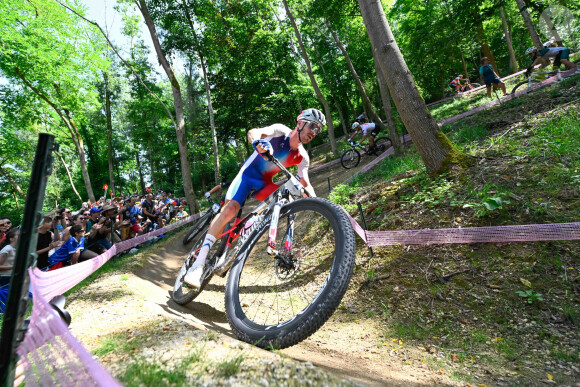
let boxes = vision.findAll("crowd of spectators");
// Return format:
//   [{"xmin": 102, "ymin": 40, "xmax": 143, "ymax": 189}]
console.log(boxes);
[{"xmin": 0, "ymin": 191, "xmax": 189, "ymax": 273}]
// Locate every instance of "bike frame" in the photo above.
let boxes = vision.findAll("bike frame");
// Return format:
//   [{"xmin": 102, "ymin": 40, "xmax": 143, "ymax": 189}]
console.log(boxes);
[{"xmin": 207, "ymin": 156, "xmax": 304, "ymax": 277}]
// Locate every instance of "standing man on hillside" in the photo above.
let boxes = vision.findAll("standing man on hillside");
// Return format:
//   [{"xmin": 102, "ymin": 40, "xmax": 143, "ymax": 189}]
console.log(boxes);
[{"xmin": 182, "ymin": 108, "xmax": 326, "ymax": 289}]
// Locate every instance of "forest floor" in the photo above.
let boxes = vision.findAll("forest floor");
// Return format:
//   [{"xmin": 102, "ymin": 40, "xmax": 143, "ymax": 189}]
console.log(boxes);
[{"xmin": 65, "ymin": 73, "xmax": 579, "ymax": 386}]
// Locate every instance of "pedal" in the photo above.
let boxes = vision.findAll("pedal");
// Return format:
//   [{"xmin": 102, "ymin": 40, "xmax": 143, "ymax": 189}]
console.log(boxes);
[{"xmin": 267, "ymin": 245, "xmax": 278, "ymax": 256}]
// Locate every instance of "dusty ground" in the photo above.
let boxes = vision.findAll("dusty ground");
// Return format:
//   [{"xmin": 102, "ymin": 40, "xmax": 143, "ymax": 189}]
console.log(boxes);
[{"xmin": 67, "ymin": 151, "xmax": 462, "ymax": 386}]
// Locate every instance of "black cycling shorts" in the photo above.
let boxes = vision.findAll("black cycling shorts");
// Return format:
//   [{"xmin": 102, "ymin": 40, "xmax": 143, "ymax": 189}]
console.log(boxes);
[{"xmin": 370, "ymin": 125, "xmax": 381, "ymax": 137}]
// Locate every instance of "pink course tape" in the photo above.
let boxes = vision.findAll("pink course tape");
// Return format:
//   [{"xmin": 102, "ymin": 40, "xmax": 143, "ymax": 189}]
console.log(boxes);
[{"xmin": 364, "ymin": 222, "xmax": 580, "ymax": 247}]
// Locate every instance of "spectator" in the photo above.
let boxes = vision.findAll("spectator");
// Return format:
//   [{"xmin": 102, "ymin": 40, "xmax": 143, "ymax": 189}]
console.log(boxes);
[
  {"xmin": 0, "ymin": 228, "xmax": 19, "ymax": 287},
  {"xmin": 85, "ymin": 208, "xmax": 111, "ymax": 254},
  {"xmin": 175, "ymin": 206, "xmax": 189, "ymax": 221},
  {"xmin": 141, "ymin": 194, "xmax": 157, "ymax": 231},
  {"xmin": 61, "ymin": 213, "xmax": 85, "ymax": 243},
  {"xmin": 119, "ymin": 199, "xmax": 140, "ymax": 240},
  {"xmin": 0, "ymin": 217, "xmax": 12, "ymax": 244},
  {"xmin": 48, "ymin": 225, "xmax": 96, "ymax": 267},
  {"xmin": 479, "ymin": 57, "xmax": 507, "ymax": 98},
  {"xmin": 36, "ymin": 216, "xmax": 63, "ymax": 270}
]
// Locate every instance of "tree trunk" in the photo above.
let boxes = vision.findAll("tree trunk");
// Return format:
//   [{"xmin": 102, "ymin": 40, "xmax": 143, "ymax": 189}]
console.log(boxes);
[
  {"xmin": 515, "ymin": 0, "xmax": 543, "ymax": 49},
  {"xmin": 539, "ymin": 11, "xmax": 562, "ymax": 46},
  {"xmin": 135, "ymin": 151, "xmax": 145, "ymax": 193},
  {"xmin": 54, "ymin": 150, "xmax": 83, "ymax": 202},
  {"xmin": 372, "ymin": 50, "xmax": 402, "ymax": 155},
  {"xmin": 310, "ymin": 37, "xmax": 348, "ymax": 137},
  {"xmin": 148, "ymin": 137, "xmax": 156, "ymax": 193},
  {"xmin": 182, "ymin": 6, "xmax": 220, "ymax": 185},
  {"xmin": 137, "ymin": 0, "xmax": 199, "ymax": 213},
  {"xmin": 0, "ymin": 166, "xmax": 25, "ymax": 198},
  {"xmin": 499, "ymin": 5, "xmax": 519, "ymax": 73},
  {"xmin": 460, "ymin": 49, "xmax": 469, "ymax": 79},
  {"xmin": 200, "ymin": 54, "xmax": 220, "ymax": 185},
  {"xmin": 103, "ymin": 72, "xmax": 116, "ymax": 194},
  {"xmin": 357, "ymin": 0, "xmax": 473, "ymax": 174},
  {"xmin": 283, "ymin": 0, "xmax": 338, "ymax": 157},
  {"xmin": 328, "ymin": 25, "xmax": 387, "ymax": 136},
  {"xmin": 476, "ymin": 23, "xmax": 499, "ymax": 75}
]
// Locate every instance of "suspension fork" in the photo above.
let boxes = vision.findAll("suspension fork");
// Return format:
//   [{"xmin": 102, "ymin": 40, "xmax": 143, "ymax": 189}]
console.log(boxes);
[{"xmin": 267, "ymin": 192, "xmax": 287, "ymax": 256}]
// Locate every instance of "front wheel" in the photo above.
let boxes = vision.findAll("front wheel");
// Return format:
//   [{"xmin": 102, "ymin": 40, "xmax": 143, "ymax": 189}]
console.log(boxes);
[
  {"xmin": 340, "ymin": 149, "xmax": 361, "ymax": 169},
  {"xmin": 225, "ymin": 198, "xmax": 356, "ymax": 349},
  {"xmin": 511, "ymin": 80, "xmax": 540, "ymax": 95}
]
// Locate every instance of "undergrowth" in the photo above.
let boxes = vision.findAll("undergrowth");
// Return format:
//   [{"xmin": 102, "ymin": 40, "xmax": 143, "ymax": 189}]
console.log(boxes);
[{"xmin": 330, "ymin": 73, "xmax": 580, "ymax": 385}]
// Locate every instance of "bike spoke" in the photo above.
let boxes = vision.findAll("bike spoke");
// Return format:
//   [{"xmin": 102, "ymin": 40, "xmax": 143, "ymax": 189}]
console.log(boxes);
[{"xmin": 236, "ymin": 208, "xmax": 336, "ymax": 327}]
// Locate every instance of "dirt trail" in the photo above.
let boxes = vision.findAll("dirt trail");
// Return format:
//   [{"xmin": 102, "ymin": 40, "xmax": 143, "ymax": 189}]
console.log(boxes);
[{"xmin": 135, "ymin": 153, "xmax": 459, "ymax": 386}]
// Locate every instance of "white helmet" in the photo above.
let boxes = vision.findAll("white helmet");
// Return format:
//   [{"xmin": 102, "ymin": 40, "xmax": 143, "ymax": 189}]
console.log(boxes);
[
  {"xmin": 525, "ymin": 46, "xmax": 537, "ymax": 55},
  {"xmin": 352, "ymin": 122, "xmax": 361, "ymax": 130},
  {"xmin": 297, "ymin": 108, "xmax": 326, "ymax": 128}
]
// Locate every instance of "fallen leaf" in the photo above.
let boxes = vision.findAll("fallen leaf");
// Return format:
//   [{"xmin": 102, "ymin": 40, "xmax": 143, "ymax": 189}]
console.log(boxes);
[
  {"xmin": 547, "ymin": 373, "xmax": 553, "ymax": 380},
  {"xmin": 520, "ymin": 278, "xmax": 532, "ymax": 288},
  {"xmin": 451, "ymin": 353, "xmax": 459, "ymax": 362}
]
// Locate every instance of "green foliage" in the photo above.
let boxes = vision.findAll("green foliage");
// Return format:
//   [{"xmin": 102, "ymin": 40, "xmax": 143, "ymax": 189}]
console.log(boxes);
[{"xmin": 515, "ymin": 290, "xmax": 544, "ymax": 304}]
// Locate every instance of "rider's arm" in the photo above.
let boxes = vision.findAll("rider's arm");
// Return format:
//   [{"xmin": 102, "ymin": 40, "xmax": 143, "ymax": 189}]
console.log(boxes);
[
  {"xmin": 247, "ymin": 124, "xmax": 286, "ymax": 143},
  {"xmin": 297, "ymin": 149, "xmax": 316, "ymax": 197}
]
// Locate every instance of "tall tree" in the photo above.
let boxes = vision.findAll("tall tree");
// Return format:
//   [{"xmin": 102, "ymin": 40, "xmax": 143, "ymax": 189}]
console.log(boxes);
[
  {"xmin": 499, "ymin": 4, "xmax": 519, "ymax": 73},
  {"xmin": 0, "ymin": 0, "xmax": 107, "ymax": 202},
  {"xmin": 515, "ymin": 0, "xmax": 543, "ymax": 48},
  {"xmin": 357, "ymin": 0, "xmax": 473, "ymax": 173},
  {"xmin": 282, "ymin": 0, "xmax": 338, "ymax": 157},
  {"xmin": 327, "ymin": 24, "xmax": 388, "ymax": 140},
  {"xmin": 136, "ymin": 0, "xmax": 199, "ymax": 212}
]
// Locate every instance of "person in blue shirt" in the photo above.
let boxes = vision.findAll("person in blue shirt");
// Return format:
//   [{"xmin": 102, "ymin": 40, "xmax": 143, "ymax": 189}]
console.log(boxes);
[
  {"xmin": 48, "ymin": 225, "xmax": 93, "ymax": 266},
  {"xmin": 479, "ymin": 57, "xmax": 507, "ymax": 98}
]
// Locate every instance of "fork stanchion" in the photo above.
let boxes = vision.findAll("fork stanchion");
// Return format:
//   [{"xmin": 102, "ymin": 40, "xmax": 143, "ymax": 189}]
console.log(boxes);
[{"xmin": 357, "ymin": 202, "xmax": 373, "ymax": 258}]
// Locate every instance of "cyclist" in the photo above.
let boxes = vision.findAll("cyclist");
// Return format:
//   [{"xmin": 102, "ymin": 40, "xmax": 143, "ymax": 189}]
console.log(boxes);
[
  {"xmin": 525, "ymin": 45, "xmax": 576, "ymax": 74},
  {"xmin": 183, "ymin": 108, "xmax": 325, "ymax": 288},
  {"xmin": 479, "ymin": 57, "xmax": 507, "ymax": 98},
  {"xmin": 449, "ymin": 74, "xmax": 468, "ymax": 94},
  {"xmin": 348, "ymin": 122, "xmax": 381, "ymax": 155}
]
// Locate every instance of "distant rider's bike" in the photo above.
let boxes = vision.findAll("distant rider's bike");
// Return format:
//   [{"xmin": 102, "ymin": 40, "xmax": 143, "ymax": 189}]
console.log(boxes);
[
  {"xmin": 458, "ymin": 81, "xmax": 481, "ymax": 93},
  {"xmin": 173, "ymin": 154, "xmax": 356, "ymax": 349},
  {"xmin": 340, "ymin": 137, "xmax": 391, "ymax": 169}
]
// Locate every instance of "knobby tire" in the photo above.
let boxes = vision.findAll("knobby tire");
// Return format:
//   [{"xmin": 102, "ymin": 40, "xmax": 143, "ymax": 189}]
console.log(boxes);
[
  {"xmin": 182, "ymin": 211, "xmax": 212, "ymax": 245},
  {"xmin": 224, "ymin": 198, "xmax": 356, "ymax": 349},
  {"xmin": 340, "ymin": 149, "xmax": 361, "ymax": 169},
  {"xmin": 373, "ymin": 136, "xmax": 391, "ymax": 154},
  {"xmin": 511, "ymin": 80, "xmax": 541, "ymax": 95}
]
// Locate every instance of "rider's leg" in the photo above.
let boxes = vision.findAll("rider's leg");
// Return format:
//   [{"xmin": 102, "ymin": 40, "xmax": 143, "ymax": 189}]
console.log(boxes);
[
  {"xmin": 184, "ymin": 199, "xmax": 241, "ymax": 287},
  {"xmin": 486, "ymin": 85, "xmax": 492, "ymax": 98}
]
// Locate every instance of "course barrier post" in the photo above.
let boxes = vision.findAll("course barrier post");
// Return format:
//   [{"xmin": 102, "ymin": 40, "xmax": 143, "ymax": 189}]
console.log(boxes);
[
  {"xmin": 357, "ymin": 202, "xmax": 373, "ymax": 258},
  {"xmin": 0, "ymin": 133, "xmax": 56, "ymax": 386}
]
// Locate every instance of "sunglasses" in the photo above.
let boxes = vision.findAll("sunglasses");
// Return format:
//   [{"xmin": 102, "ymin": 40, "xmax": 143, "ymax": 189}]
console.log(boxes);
[
  {"xmin": 304, "ymin": 122, "xmax": 322, "ymax": 135},
  {"xmin": 0, "ymin": 222, "xmax": 11, "ymax": 227},
  {"xmin": 79, "ymin": 217, "xmax": 86, "ymax": 220}
]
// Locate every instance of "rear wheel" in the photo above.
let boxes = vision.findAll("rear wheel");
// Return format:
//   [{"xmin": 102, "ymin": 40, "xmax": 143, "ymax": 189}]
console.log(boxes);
[
  {"xmin": 182, "ymin": 211, "xmax": 212, "ymax": 245},
  {"xmin": 511, "ymin": 80, "xmax": 540, "ymax": 95},
  {"xmin": 373, "ymin": 136, "xmax": 391, "ymax": 154},
  {"xmin": 468, "ymin": 83, "xmax": 481, "ymax": 89},
  {"xmin": 340, "ymin": 149, "xmax": 361, "ymax": 169},
  {"xmin": 225, "ymin": 198, "xmax": 356, "ymax": 349},
  {"xmin": 173, "ymin": 223, "xmax": 214, "ymax": 305}
]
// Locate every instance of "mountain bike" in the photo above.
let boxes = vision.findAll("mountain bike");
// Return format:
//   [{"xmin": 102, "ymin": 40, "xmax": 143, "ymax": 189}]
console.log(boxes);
[
  {"xmin": 173, "ymin": 155, "xmax": 356, "ymax": 349},
  {"xmin": 340, "ymin": 136, "xmax": 391, "ymax": 169},
  {"xmin": 511, "ymin": 71, "xmax": 553, "ymax": 95}
]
